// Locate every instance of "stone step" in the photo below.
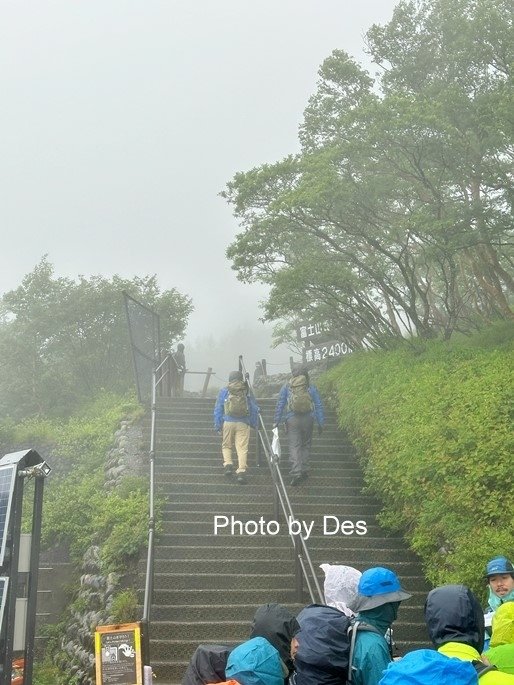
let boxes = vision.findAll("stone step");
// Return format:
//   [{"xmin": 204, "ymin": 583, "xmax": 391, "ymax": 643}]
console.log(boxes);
[
  {"xmin": 161, "ymin": 502, "xmax": 380, "ymax": 518},
  {"xmin": 149, "ymin": 586, "xmax": 430, "ymax": 606},
  {"xmin": 147, "ymin": 558, "xmax": 425, "ymax": 576},
  {"xmin": 162, "ymin": 504, "xmax": 379, "ymax": 538},
  {"xmin": 161, "ymin": 497, "xmax": 378, "ymax": 513},
  {"xmin": 151, "ymin": 571, "xmax": 429, "ymax": 592},
  {"xmin": 150, "ymin": 587, "xmax": 306, "ymax": 605},
  {"xmin": 151, "ymin": 572, "xmax": 296, "ymax": 590},
  {"xmin": 155, "ymin": 447, "xmax": 356, "ymax": 462},
  {"xmin": 158, "ymin": 515, "xmax": 401, "ymax": 535},
  {"xmin": 152, "ymin": 543, "xmax": 417, "ymax": 562},
  {"xmin": 152, "ymin": 424, "xmax": 346, "ymax": 438},
  {"xmin": 157, "ymin": 482, "xmax": 368, "ymax": 497},
  {"xmin": 166, "ymin": 488, "xmax": 372, "ymax": 502},
  {"xmin": 150, "ymin": 602, "xmax": 303, "ymax": 622},
  {"xmin": 152, "ymin": 536, "xmax": 411, "ymax": 559},
  {"xmin": 155, "ymin": 475, "xmax": 367, "ymax": 489}
]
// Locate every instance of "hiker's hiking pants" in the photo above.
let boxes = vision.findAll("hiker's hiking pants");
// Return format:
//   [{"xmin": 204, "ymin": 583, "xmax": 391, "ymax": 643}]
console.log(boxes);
[
  {"xmin": 286, "ymin": 413, "xmax": 314, "ymax": 477},
  {"xmin": 222, "ymin": 421, "xmax": 250, "ymax": 473}
]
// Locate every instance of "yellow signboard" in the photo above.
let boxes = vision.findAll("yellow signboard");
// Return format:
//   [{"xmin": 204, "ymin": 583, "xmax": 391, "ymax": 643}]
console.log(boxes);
[{"xmin": 95, "ymin": 622, "xmax": 143, "ymax": 685}]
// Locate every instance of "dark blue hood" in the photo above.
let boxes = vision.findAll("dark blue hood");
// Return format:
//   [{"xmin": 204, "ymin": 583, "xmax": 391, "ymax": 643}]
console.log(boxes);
[{"xmin": 424, "ymin": 585, "xmax": 484, "ymax": 653}]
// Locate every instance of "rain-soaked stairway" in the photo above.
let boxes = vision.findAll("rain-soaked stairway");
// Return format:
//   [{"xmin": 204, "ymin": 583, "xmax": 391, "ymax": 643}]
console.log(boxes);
[{"xmin": 142, "ymin": 396, "xmax": 431, "ymax": 684}]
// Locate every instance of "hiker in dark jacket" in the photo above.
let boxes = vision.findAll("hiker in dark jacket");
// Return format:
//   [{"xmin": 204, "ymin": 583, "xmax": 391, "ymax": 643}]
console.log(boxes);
[
  {"xmin": 181, "ymin": 604, "xmax": 299, "ymax": 685},
  {"xmin": 425, "ymin": 584, "xmax": 514, "ymax": 684},
  {"xmin": 249, "ymin": 603, "xmax": 300, "ymax": 677},
  {"xmin": 171, "ymin": 342, "xmax": 187, "ymax": 396},
  {"xmin": 213, "ymin": 370, "xmax": 259, "ymax": 484},
  {"xmin": 272, "ymin": 366, "xmax": 324, "ymax": 486}
]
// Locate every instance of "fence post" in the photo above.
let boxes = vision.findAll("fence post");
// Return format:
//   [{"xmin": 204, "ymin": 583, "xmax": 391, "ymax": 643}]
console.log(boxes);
[
  {"xmin": 294, "ymin": 537, "xmax": 303, "ymax": 601},
  {"xmin": 201, "ymin": 368, "xmax": 213, "ymax": 397}
]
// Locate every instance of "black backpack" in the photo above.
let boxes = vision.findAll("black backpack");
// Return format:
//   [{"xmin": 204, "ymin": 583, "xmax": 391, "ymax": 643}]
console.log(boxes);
[{"xmin": 295, "ymin": 604, "xmax": 382, "ymax": 685}]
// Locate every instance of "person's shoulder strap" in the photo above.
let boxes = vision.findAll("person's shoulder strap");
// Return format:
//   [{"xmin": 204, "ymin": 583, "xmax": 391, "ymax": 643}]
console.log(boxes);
[
  {"xmin": 347, "ymin": 620, "xmax": 383, "ymax": 683},
  {"xmin": 473, "ymin": 660, "xmax": 498, "ymax": 678}
]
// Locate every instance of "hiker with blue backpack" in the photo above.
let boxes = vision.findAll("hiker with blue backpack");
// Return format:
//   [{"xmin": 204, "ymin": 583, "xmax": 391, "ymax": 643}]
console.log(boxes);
[
  {"xmin": 294, "ymin": 567, "xmax": 411, "ymax": 685},
  {"xmin": 272, "ymin": 365, "xmax": 324, "ymax": 486},
  {"xmin": 380, "ymin": 584, "xmax": 514, "ymax": 684},
  {"xmin": 214, "ymin": 370, "xmax": 260, "ymax": 484}
]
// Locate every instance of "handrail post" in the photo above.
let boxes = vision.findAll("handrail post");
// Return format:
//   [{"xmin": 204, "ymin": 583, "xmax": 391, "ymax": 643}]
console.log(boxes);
[
  {"xmin": 294, "ymin": 537, "xmax": 303, "ymax": 602},
  {"xmin": 166, "ymin": 356, "xmax": 171, "ymax": 397},
  {"xmin": 202, "ymin": 367, "xmax": 213, "ymax": 397},
  {"xmin": 256, "ymin": 427, "xmax": 264, "ymax": 467},
  {"xmin": 273, "ymin": 467, "xmax": 280, "ymax": 522}
]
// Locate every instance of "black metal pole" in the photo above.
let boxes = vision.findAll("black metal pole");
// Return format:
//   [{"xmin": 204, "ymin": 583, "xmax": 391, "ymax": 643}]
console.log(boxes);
[
  {"xmin": 23, "ymin": 476, "xmax": 45, "ymax": 685},
  {"xmin": 0, "ymin": 477, "xmax": 24, "ymax": 685},
  {"xmin": 294, "ymin": 537, "xmax": 303, "ymax": 602}
]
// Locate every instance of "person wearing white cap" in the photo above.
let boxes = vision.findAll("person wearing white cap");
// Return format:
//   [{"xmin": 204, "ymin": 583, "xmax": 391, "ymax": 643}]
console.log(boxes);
[{"xmin": 347, "ymin": 567, "xmax": 411, "ymax": 685}]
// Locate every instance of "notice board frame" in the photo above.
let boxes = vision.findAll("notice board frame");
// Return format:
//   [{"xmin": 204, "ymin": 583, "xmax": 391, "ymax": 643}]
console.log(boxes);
[{"xmin": 95, "ymin": 622, "xmax": 143, "ymax": 685}]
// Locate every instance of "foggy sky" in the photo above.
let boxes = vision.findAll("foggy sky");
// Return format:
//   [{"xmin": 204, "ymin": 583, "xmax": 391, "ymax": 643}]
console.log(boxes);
[{"xmin": 1, "ymin": 0, "xmax": 399, "ymax": 376}]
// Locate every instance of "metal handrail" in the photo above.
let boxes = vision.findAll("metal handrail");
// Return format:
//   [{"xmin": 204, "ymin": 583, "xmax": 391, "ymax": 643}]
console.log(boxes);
[
  {"xmin": 239, "ymin": 355, "xmax": 323, "ymax": 604},
  {"xmin": 141, "ymin": 357, "xmax": 165, "ymax": 663}
]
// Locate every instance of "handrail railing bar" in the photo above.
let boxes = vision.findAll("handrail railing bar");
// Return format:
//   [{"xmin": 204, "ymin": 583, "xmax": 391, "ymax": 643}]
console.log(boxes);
[
  {"xmin": 256, "ymin": 430, "xmax": 323, "ymax": 603},
  {"xmin": 298, "ymin": 555, "xmax": 315, "ymax": 599},
  {"xmin": 154, "ymin": 354, "xmax": 170, "ymax": 381},
  {"xmin": 155, "ymin": 368, "xmax": 169, "ymax": 387},
  {"xmin": 142, "ymin": 368, "xmax": 157, "ymax": 662}
]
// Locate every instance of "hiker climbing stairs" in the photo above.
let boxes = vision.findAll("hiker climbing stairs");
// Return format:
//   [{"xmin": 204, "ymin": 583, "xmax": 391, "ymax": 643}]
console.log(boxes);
[{"xmin": 141, "ymin": 396, "xmax": 431, "ymax": 684}]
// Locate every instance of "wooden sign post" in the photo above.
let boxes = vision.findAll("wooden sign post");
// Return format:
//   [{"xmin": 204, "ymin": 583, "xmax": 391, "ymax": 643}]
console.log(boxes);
[{"xmin": 95, "ymin": 623, "xmax": 143, "ymax": 685}]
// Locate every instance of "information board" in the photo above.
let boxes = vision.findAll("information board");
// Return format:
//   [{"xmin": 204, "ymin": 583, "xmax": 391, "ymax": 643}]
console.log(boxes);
[{"xmin": 95, "ymin": 623, "xmax": 143, "ymax": 685}]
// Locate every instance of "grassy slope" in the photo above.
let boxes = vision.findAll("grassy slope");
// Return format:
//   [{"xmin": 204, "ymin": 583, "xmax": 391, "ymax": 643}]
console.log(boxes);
[{"xmin": 320, "ymin": 322, "xmax": 514, "ymax": 600}]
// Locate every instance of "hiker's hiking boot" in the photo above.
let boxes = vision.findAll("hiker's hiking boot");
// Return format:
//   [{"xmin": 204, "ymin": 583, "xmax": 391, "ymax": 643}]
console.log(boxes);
[
  {"xmin": 290, "ymin": 472, "xmax": 308, "ymax": 486},
  {"xmin": 224, "ymin": 464, "xmax": 234, "ymax": 478}
]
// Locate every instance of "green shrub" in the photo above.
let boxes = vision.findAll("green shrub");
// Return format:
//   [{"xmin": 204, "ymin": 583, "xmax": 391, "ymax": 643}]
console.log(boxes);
[
  {"xmin": 110, "ymin": 588, "xmax": 139, "ymax": 623},
  {"xmin": 15, "ymin": 391, "xmax": 152, "ymax": 683},
  {"xmin": 321, "ymin": 322, "xmax": 514, "ymax": 599}
]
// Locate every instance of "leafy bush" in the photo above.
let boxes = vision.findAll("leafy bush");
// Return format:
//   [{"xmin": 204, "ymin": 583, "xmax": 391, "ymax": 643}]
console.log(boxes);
[
  {"xmin": 321, "ymin": 322, "xmax": 514, "ymax": 600},
  {"xmin": 10, "ymin": 391, "xmax": 154, "ymax": 683},
  {"xmin": 110, "ymin": 588, "xmax": 139, "ymax": 624}
]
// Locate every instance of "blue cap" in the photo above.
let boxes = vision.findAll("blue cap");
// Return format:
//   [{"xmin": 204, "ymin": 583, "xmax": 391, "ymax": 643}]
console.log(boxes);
[
  {"xmin": 485, "ymin": 556, "xmax": 514, "ymax": 578},
  {"xmin": 350, "ymin": 567, "xmax": 411, "ymax": 612}
]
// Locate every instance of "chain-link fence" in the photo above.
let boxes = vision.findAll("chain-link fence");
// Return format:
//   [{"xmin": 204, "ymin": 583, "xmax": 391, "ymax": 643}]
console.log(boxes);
[{"xmin": 123, "ymin": 292, "xmax": 161, "ymax": 404}]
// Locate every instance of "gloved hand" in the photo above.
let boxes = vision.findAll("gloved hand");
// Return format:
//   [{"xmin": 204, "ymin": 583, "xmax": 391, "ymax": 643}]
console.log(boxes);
[{"xmin": 317, "ymin": 425, "xmax": 323, "ymax": 436}]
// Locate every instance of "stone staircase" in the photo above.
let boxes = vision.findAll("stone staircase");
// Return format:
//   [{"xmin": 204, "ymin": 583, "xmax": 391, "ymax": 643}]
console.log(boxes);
[{"xmin": 143, "ymin": 396, "xmax": 431, "ymax": 684}]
